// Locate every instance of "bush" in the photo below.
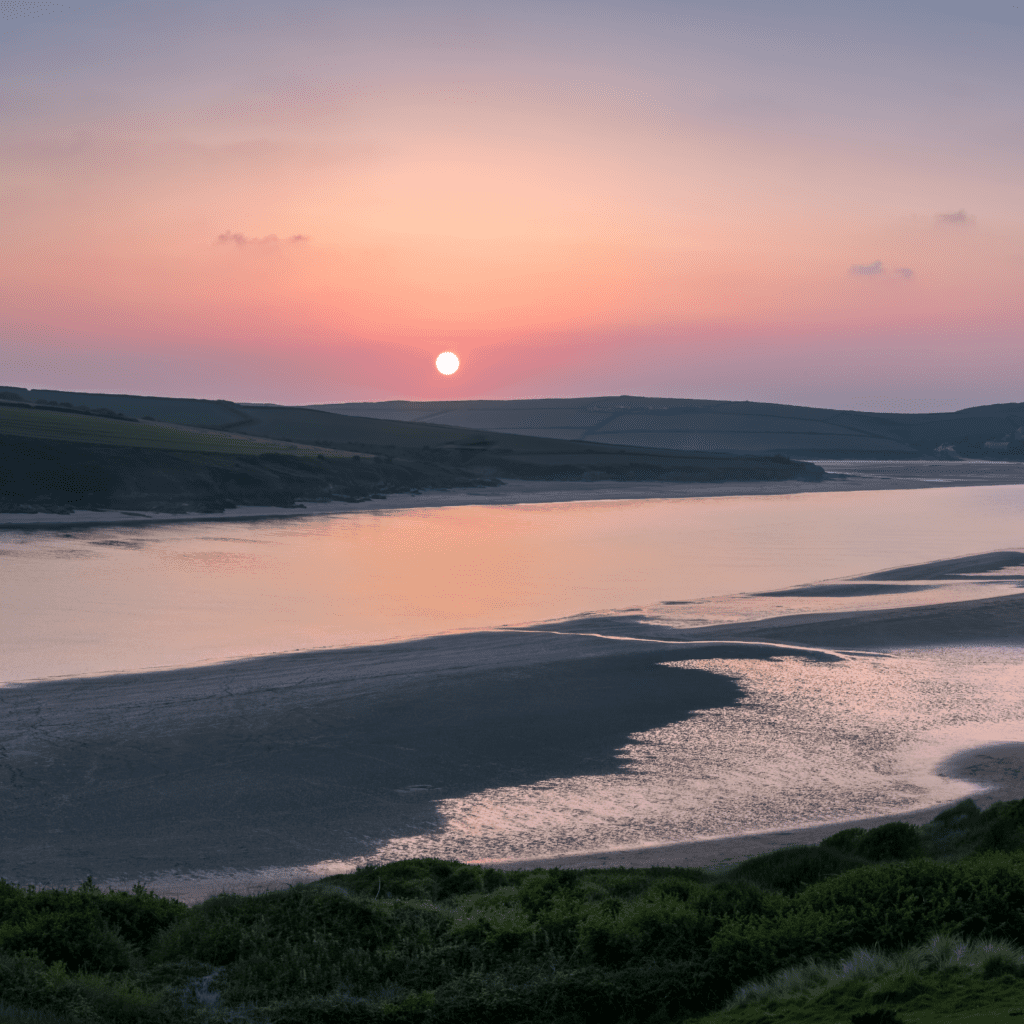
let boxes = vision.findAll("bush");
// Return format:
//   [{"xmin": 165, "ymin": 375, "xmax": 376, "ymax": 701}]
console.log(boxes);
[
  {"xmin": 0, "ymin": 955, "xmax": 99, "ymax": 1023},
  {"xmin": 721, "ymin": 845, "xmax": 867, "ymax": 895},
  {"xmin": 0, "ymin": 879, "xmax": 186, "ymax": 974},
  {"xmin": 820, "ymin": 822, "xmax": 922, "ymax": 861}
]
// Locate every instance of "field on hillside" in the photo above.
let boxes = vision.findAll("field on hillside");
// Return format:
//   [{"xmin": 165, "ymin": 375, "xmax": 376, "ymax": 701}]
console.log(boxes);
[
  {"xmin": 0, "ymin": 391, "xmax": 828, "ymax": 488},
  {"xmin": 0, "ymin": 405, "xmax": 354, "ymax": 457},
  {"xmin": 315, "ymin": 396, "xmax": 1024, "ymax": 461}
]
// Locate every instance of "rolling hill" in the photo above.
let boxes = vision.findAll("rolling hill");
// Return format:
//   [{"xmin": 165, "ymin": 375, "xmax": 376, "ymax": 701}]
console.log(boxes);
[
  {"xmin": 0, "ymin": 389, "xmax": 825, "ymax": 513},
  {"xmin": 309, "ymin": 396, "xmax": 1024, "ymax": 461}
]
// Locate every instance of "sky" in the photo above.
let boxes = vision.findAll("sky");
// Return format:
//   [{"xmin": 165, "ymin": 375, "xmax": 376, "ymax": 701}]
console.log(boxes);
[{"xmin": 2, "ymin": 0, "xmax": 1021, "ymax": 411}]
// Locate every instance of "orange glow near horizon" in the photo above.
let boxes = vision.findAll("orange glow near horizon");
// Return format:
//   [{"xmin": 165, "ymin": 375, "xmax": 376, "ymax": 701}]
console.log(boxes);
[{"xmin": 2, "ymin": 1, "xmax": 1021, "ymax": 407}]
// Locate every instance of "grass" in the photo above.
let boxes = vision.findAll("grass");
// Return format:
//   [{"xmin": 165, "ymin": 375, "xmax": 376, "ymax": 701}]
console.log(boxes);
[
  {"xmin": 0, "ymin": 404, "xmax": 356, "ymax": 457},
  {"xmin": 705, "ymin": 934, "xmax": 1024, "ymax": 1023},
  {"xmin": 4, "ymin": 799, "xmax": 1024, "ymax": 1023},
  {"xmin": 0, "ymin": 1003, "xmax": 77, "ymax": 1024}
]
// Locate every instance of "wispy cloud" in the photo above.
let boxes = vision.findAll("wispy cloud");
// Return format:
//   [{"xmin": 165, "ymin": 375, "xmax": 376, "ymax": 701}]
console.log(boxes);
[
  {"xmin": 848, "ymin": 260, "xmax": 913, "ymax": 279},
  {"xmin": 216, "ymin": 232, "xmax": 309, "ymax": 246},
  {"xmin": 849, "ymin": 260, "xmax": 883, "ymax": 276},
  {"xmin": 936, "ymin": 210, "xmax": 974, "ymax": 226}
]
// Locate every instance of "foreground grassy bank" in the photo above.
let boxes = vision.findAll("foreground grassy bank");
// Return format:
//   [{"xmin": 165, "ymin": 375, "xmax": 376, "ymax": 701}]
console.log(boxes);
[{"xmin": 5, "ymin": 798, "xmax": 1024, "ymax": 1024}]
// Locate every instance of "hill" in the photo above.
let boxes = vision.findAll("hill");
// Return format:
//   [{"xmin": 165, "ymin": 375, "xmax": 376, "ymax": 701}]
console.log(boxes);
[
  {"xmin": 310, "ymin": 396, "xmax": 1024, "ymax": 460},
  {"xmin": 0, "ymin": 390, "xmax": 824, "ymax": 513}
]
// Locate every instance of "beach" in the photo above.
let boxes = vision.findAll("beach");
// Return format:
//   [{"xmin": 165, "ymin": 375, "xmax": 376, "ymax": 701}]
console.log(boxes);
[
  {"xmin": 3, "ymin": 463, "xmax": 1023, "ymax": 901},
  {"xmin": 2, "ymin": 542, "xmax": 1022, "ymax": 903},
  {"xmin": 3, "ymin": 459, "xmax": 1024, "ymax": 529},
  {"xmin": 487, "ymin": 742, "xmax": 1024, "ymax": 875}
]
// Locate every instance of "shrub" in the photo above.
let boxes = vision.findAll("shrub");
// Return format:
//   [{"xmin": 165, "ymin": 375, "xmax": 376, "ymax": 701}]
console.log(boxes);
[
  {"xmin": 721, "ymin": 844, "xmax": 867, "ymax": 894},
  {"xmin": 856, "ymin": 822, "xmax": 923, "ymax": 861},
  {"xmin": 0, "ymin": 879, "xmax": 186, "ymax": 974},
  {"xmin": 821, "ymin": 822, "xmax": 922, "ymax": 861}
]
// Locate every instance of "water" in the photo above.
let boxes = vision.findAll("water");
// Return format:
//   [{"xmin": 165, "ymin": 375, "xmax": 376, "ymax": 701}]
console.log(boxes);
[
  {"xmin": 2, "ymin": 484, "xmax": 1023, "ymax": 685},
  {"xmin": 3, "ymin": 480, "xmax": 1024, "ymax": 900}
]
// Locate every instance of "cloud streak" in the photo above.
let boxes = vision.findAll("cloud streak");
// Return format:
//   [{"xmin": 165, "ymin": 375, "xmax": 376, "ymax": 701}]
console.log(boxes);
[
  {"xmin": 216, "ymin": 232, "xmax": 309, "ymax": 246},
  {"xmin": 936, "ymin": 210, "xmax": 974, "ymax": 226},
  {"xmin": 848, "ymin": 260, "xmax": 913, "ymax": 279},
  {"xmin": 849, "ymin": 260, "xmax": 883, "ymax": 275}
]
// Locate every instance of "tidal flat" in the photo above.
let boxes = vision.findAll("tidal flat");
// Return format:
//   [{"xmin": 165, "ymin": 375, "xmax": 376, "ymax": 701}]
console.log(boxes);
[
  {"xmin": 2, "ymin": 464, "xmax": 1023, "ymax": 903},
  {"xmin": 3, "ymin": 468, "xmax": 1024, "ymax": 1023},
  {"xmin": 2, "ymin": 547, "xmax": 1022, "ymax": 904}
]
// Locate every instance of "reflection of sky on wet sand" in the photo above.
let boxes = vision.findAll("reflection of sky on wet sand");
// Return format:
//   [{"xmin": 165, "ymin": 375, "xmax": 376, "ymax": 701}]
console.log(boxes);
[
  {"xmin": 331, "ymin": 645, "xmax": 1024, "ymax": 869},
  {"xmin": 138, "ymin": 640, "xmax": 1024, "ymax": 904}
]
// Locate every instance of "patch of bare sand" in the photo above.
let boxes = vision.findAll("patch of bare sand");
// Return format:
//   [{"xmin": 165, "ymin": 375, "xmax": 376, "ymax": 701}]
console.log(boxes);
[{"xmin": 486, "ymin": 574, "xmax": 1024, "ymax": 874}]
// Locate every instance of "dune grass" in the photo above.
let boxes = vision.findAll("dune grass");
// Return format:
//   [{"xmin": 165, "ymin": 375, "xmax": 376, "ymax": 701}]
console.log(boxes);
[
  {"xmin": 0, "ymin": 405, "xmax": 353, "ymax": 457},
  {"xmin": 4, "ymin": 798, "xmax": 1024, "ymax": 1023},
  {"xmin": 705, "ymin": 934, "xmax": 1024, "ymax": 1023}
]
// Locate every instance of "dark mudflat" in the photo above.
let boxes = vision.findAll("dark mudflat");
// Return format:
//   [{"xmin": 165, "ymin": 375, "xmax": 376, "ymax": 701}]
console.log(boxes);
[{"xmin": 0, "ymin": 630, "xmax": 745, "ymax": 888}]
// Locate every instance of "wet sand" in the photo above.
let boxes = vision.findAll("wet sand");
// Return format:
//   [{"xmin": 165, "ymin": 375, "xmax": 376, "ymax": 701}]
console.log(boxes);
[
  {"xmin": 3, "ymin": 550, "xmax": 1023, "ymax": 897},
  {"xmin": 3, "ymin": 460, "xmax": 1024, "ymax": 529},
  {"xmin": 491, "ymin": 741, "xmax": 1024, "ymax": 874},
  {"xmin": 1, "ymin": 629, "xmax": 758, "ymax": 889}
]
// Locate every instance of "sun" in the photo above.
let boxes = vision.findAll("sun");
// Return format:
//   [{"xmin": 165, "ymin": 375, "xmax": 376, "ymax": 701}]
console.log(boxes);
[{"xmin": 435, "ymin": 351, "xmax": 460, "ymax": 375}]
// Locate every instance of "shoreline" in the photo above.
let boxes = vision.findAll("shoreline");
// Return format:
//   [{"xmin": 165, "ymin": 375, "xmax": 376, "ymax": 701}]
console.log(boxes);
[
  {"xmin": 96, "ymin": 739, "xmax": 1024, "ymax": 904},
  {"xmin": 3, "ymin": 580, "xmax": 1023, "ymax": 901},
  {"xmin": 104, "ymin": 750, "xmax": 1021, "ymax": 906},
  {"xmin": 483, "ymin": 742, "xmax": 1024, "ymax": 875},
  {"xmin": 4, "ymin": 460, "xmax": 1024, "ymax": 529}
]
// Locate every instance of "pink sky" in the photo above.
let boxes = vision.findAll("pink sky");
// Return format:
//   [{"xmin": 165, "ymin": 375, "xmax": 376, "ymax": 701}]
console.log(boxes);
[{"xmin": 2, "ymin": 0, "xmax": 1021, "ymax": 411}]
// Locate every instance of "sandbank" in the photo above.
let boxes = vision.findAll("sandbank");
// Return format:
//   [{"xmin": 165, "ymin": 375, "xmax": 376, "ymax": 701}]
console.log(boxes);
[
  {"xmin": 3, "ymin": 560, "xmax": 1023, "ymax": 899},
  {"xmin": 2, "ymin": 460, "xmax": 1024, "ymax": 529}
]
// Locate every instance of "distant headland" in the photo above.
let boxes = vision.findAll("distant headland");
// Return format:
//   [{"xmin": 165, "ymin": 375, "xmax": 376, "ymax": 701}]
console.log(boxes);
[
  {"xmin": 0, "ymin": 387, "xmax": 827, "ymax": 515},
  {"xmin": 312, "ymin": 395, "xmax": 1024, "ymax": 462}
]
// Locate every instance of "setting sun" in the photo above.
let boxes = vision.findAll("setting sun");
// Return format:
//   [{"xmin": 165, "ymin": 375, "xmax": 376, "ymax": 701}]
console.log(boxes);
[{"xmin": 435, "ymin": 351, "xmax": 460, "ymax": 375}]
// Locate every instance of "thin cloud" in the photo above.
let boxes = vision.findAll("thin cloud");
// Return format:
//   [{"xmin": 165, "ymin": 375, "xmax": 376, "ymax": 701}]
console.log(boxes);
[
  {"xmin": 216, "ymin": 232, "xmax": 309, "ymax": 246},
  {"xmin": 936, "ymin": 210, "xmax": 974, "ymax": 226},
  {"xmin": 847, "ymin": 260, "xmax": 913, "ymax": 280},
  {"xmin": 849, "ymin": 260, "xmax": 883, "ymax": 276}
]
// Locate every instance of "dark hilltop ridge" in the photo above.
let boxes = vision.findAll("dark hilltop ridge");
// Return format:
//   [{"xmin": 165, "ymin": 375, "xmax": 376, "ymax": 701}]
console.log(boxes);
[
  {"xmin": 313, "ymin": 395, "xmax": 1024, "ymax": 461},
  {"xmin": 0, "ymin": 387, "xmax": 823, "ymax": 514}
]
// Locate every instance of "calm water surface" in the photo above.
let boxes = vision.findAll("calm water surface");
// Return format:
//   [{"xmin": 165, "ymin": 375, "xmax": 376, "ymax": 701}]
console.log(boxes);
[{"xmin": 2, "ymin": 484, "xmax": 1023, "ymax": 684}]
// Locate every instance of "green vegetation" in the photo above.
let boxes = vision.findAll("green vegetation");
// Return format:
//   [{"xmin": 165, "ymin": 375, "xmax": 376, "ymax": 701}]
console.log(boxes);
[
  {"xmin": 0, "ymin": 404, "xmax": 353, "ymax": 457},
  {"xmin": 4, "ymin": 798, "xmax": 1024, "ymax": 1022},
  {"xmin": 705, "ymin": 934, "xmax": 1024, "ymax": 1024},
  {"xmin": 0, "ymin": 403, "xmax": 496, "ymax": 513},
  {"xmin": 0, "ymin": 389, "xmax": 828, "ymax": 513},
  {"xmin": 0, "ymin": 395, "xmax": 829, "ymax": 514}
]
